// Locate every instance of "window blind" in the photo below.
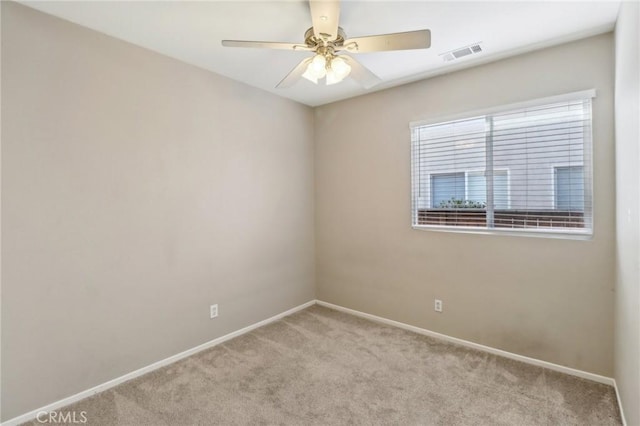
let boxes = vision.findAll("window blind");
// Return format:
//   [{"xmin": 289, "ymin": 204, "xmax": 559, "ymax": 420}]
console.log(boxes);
[{"xmin": 411, "ymin": 96, "xmax": 593, "ymax": 235}]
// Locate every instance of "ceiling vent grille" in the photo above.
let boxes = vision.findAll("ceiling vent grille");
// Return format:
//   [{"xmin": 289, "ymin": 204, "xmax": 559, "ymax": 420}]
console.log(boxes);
[{"xmin": 441, "ymin": 43, "xmax": 483, "ymax": 62}]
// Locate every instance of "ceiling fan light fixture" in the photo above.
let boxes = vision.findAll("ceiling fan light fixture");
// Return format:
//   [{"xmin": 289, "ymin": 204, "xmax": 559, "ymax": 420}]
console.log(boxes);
[
  {"xmin": 325, "ymin": 67, "xmax": 341, "ymax": 85},
  {"xmin": 326, "ymin": 56, "xmax": 351, "ymax": 85},
  {"xmin": 306, "ymin": 54, "xmax": 327, "ymax": 79},
  {"xmin": 330, "ymin": 56, "xmax": 351, "ymax": 80}
]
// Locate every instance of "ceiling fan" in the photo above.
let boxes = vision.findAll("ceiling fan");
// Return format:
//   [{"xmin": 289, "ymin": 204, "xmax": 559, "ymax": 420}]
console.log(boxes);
[{"xmin": 221, "ymin": 0, "xmax": 431, "ymax": 89}]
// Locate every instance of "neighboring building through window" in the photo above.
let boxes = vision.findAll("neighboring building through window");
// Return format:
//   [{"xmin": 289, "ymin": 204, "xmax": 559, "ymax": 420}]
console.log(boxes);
[
  {"xmin": 431, "ymin": 170, "xmax": 509, "ymax": 209},
  {"xmin": 411, "ymin": 91, "xmax": 593, "ymax": 235},
  {"xmin": 555, "ymin": 166, "xmax": 585, "ymax": 211},
  {"xmin": 431, "ymin": 172, "xmax": 465, "ymax": 207}
]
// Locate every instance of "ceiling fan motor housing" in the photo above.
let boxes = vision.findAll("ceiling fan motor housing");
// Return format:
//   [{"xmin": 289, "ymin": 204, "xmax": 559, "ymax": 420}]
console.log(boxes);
[{"xmin": 304, "ymin": 27, "xmax": 346, "ymax": 48}]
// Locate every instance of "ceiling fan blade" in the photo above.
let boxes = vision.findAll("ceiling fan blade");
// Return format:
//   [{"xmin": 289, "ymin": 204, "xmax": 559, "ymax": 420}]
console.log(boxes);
[
  {"xmin": 342, "ymin": 29, "xmax": 431, "ymax": 53},
  {"xmin": 276, "ymin": 57, "xmax": 314, "ymax": 88},
  {"xmin": 342, "ymin": 56, "xmax": 381, "ymax": 89},
  {"xmin": 221, "ymin": 40, "xmax": 312, "ymax": 51},
  {"xmin": 309, "ymin": 0, "xmax": 340, "ymax": 41}
]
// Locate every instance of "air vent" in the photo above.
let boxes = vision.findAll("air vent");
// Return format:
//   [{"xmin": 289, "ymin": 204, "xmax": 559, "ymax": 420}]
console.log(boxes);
[
  {"xmin": 442, "ymin": 53, "xmax": 455, "ymax": 62},
  {"xmin": 440, "ymin": 43, "xmax": 483, "ymax": 62},
  {"xmin": 452, "ymin": 47, "xmax": 473, "ymax": 58}
]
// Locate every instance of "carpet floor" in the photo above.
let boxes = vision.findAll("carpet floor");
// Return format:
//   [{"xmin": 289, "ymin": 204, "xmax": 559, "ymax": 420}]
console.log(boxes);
[{"xmin": 25, "ymin": 305, "xmax": 622, "ymax": 425}]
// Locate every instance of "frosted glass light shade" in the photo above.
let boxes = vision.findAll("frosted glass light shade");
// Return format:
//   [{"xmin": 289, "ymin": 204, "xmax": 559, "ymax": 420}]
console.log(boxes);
[
  {"xmin": 307, "ymin": 54, "xmax": 327, "ymax": 79},
  {"xmin": 331, "ymin": 57, "xmax": 351, "ymax": 80},
  {"xmin": 325, "ymin": 68, "xmax": 340, "ymax": 85},
  {"xmin": 326, "ymin": 56, "xmax": 351, "ymax": 85}
]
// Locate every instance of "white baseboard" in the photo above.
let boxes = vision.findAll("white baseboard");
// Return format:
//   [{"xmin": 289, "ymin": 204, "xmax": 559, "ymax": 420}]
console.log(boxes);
[
  {"xmin": 316, "ymin": 300, "xmax": 616, "ymax": 386},
  {"xmin": 1, "ymin": 300, "xmax": 315, "ymax": 426},
  {"xmin": 613, "ymin": 380, "xmax": 628, "ymax": 426}
]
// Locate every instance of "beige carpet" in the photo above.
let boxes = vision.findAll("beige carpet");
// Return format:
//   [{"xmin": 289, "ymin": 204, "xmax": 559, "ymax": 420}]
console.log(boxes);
[{"xmin": 25, "ymin": 305, "xmax": 621, "ymax": 425}]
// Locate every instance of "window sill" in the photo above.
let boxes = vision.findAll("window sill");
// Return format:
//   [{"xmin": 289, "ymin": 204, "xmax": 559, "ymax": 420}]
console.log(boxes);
[{"xmin": 411, "ymin": 224, "xmax": 593, "ymax": 240}]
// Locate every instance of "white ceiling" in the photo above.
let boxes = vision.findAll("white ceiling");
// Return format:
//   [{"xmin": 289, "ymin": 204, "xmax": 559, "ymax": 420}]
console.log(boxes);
[{"xmin": 21, "ymin": 1, "xmax": 621, "ymax": 107}]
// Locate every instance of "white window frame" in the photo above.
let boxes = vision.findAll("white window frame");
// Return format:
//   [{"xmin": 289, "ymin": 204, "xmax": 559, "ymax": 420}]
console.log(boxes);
[{"xmin": 410, "ymin": 89, "xmax": 595, "ymax": 240}]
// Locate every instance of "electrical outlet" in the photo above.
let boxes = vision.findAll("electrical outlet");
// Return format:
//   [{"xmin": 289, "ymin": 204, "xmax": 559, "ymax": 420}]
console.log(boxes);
[
  {"xmin": 210, "ymin": 304, "xmax": 218, "ymax": 319},
  {"xmin": 434, "ymin": 299, "xmax": 443, "ymax": 313}
]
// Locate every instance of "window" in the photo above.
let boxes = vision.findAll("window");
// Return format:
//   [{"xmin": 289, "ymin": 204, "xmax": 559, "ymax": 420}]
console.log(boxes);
[{"xmin": 411, "ymin": 92, "xmax": 593, "ymax": 236}]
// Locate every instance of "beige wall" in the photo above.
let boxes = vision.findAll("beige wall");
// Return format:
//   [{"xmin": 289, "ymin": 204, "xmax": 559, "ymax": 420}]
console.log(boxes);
[
  {"xmin": 1, "ymin": 2, "xmax": 315, "ymax": 421},
  {"xmin": 315, "ymin": 34, "xmax": 616, "ymax": 376},
  {"xmin": 614, "ymin": 2, "xmax": 640, "ymax": 424}
]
